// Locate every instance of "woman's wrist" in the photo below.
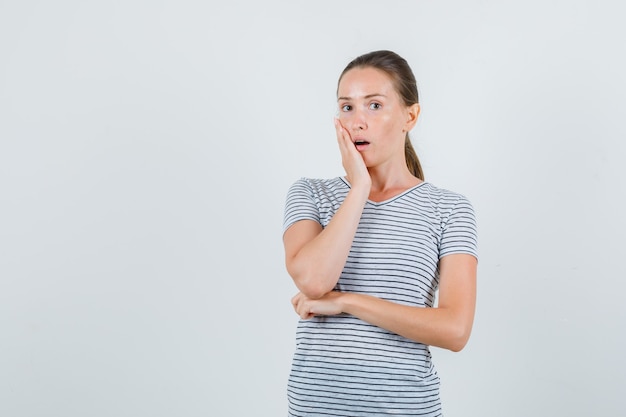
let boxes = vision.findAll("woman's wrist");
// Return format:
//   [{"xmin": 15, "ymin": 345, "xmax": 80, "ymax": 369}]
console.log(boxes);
[
  {"xmin": 339, "ymin": 292, "xmax": 357, "ymax": 315},
  {"xmin": 348, "ymin": 181, "xmax": 371, "ymax": 201}
]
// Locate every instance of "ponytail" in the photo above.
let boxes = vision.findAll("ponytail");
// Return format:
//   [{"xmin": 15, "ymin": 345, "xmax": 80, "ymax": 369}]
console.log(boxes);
[{"xmin": 404, "ymin": 134, "xmax": 424, "ymax": 180}]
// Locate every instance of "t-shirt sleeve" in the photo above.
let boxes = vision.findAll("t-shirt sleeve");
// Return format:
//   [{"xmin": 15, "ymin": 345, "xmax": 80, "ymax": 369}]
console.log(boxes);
[
  {"xmin": 439, "ymin": 194, "xmax": 478, "ymax": 260},
  {"xmin": 283, "ymin": 178, "xmax": 321, "ymax": 234}
]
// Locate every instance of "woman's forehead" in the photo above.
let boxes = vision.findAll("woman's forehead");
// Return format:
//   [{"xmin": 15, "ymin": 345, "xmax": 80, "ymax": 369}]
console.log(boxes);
[{"xmin": 338, "ymin": 67, "xmax": 396, "ymax": 99}]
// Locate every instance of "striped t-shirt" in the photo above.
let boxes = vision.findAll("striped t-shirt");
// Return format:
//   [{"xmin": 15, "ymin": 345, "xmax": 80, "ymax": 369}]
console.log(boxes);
[{"xmin": 283, "ymin": 177, "xmax": 478, "ymax": 417}]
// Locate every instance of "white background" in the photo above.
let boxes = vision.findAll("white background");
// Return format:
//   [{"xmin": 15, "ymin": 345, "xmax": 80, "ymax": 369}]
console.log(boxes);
[{"xmin": 1, "ymin": 1, "xmax": 625, "ymax": 416}]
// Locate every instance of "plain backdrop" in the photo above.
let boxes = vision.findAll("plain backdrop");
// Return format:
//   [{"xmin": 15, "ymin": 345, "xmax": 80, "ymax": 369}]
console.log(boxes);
[{"xmin": 1, "ymin": 1, "xmax": 625, "ymax": 416}]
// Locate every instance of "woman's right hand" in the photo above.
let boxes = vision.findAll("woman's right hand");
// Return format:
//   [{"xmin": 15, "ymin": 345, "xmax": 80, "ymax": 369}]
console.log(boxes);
[{"xmin": 334, "ymin": 118, "xmax": 371, "ymax": 191}]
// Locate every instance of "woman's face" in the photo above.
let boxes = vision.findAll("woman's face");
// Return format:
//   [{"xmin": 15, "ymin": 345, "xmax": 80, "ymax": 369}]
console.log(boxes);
[{"xmin": 337, "ymin": 67, "xmax": 417, "ymax": 169}]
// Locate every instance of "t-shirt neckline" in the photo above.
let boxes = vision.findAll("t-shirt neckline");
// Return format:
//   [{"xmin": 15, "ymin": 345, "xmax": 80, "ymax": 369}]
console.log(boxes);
[{"xmin": 339, "ymin": 176, "xmax": 427, "ymax": 206}]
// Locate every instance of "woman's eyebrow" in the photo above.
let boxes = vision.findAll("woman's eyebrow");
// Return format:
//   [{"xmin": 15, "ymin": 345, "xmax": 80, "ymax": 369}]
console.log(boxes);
[{"xmin": 337, "ymin": 93, "xmax": 387, "ymax": 101}]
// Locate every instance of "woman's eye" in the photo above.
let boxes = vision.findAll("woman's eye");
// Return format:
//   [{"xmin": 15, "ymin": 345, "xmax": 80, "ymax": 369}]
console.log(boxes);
[
  {"xmin": 341, "ymin": 104, "xmax": 352, "ymax": 112},
  {"xmin": 369, "ymin": 102, "xmax": 381, "ymax": 110}
]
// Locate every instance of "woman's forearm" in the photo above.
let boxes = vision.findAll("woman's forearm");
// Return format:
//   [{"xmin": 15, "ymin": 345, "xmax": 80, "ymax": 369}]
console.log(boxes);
[{"xmin": 340, "ymin": 292, "xmax": 474, "ymax": 352}]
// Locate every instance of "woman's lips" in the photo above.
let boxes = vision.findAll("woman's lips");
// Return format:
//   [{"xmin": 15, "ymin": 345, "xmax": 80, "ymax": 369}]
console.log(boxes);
[{"xmin": 354, "ymin": 139, "xmax": 370, "ymax": 151}]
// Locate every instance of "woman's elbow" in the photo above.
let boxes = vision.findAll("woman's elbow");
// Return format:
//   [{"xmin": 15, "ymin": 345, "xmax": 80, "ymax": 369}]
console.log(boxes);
[
  {"xmin": 446, "ymin": 325, "xmax": 473, "ymax": 352},
  {"xmin": 447, "ymin": 338, "xmax": 468, "ymax": 353},
  {"xmin": 298, "ymin": 272, "xmax": 337, "ymax": 299},
  {"xmin": 298, "ymin": 284, "xmax": 329, "ymax": 300},
  {"xmin": 288, "ymin": 267, "xmax": 335, "ymax": 299}
]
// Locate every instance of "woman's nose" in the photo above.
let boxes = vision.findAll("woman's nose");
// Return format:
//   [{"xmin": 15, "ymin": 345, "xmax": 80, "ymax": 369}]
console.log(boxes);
[{"xmin": 350, "ymin": 109, "xmax": 367, "ymax": 132}]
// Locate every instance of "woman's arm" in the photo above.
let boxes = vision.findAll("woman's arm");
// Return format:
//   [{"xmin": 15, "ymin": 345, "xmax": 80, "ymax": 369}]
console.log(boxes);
[
  {"xmin": 291, "ymin": 253, "xmax": 477, "ymax": 351},
  {"xmin": 283, "ymin": 119, "xmax": 371, "ymax": 299},
  {"xmin": 284, "ymin": 185, "xmax": 368, "ymax": 299}
]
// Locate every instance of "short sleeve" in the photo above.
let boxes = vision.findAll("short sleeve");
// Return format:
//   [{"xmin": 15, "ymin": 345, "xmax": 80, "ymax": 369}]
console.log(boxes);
[
  {"xmin": 283, "ymin": 178, "xmax": 321, "ymax": 234},
  {"xmin": 439, "ymin": 195, "xmax": 478, "ymax": 260}
]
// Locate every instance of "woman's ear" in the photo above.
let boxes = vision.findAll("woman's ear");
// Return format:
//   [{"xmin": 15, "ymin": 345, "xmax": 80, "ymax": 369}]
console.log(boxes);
[{"xmin": 404, "ymin": 103, "xmax": 420, "ymax": 131}]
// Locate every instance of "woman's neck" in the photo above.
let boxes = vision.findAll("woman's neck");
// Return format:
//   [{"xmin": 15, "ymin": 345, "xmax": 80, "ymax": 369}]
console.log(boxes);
[{"xmin": 366, "ymin": 167, "xmax": 422, "ymax": 202}]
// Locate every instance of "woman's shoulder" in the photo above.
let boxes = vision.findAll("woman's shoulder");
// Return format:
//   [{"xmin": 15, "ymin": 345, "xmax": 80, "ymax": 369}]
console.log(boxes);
[
  {"xmin": 291, "ymin": 176, "xmax": 345, "ymax": 186},
  {"xmin": 288, "ymin": 176, "xmax": 348, "ymax": 193},
  {"xmin": 417, "ymin": 182, "xmax": 474, "ymax": 210}
]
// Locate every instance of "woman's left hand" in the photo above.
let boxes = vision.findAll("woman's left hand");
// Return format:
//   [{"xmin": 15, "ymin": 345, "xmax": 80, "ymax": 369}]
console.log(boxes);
[{"xmin": 291, "ymin": 291, "xmax": 345, "ymax": 320}]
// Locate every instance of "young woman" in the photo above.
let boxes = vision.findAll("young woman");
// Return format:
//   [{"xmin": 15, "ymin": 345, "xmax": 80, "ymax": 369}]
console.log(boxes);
[{"xmin": 282, "ymin": 50, "xmax": 478, "ymax": 416}]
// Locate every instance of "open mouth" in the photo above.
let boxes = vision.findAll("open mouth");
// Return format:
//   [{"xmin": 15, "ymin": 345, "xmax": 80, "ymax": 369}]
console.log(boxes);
[{"xmin": 354, "ymin": 140, "xmax": 370, "ymax": 146}]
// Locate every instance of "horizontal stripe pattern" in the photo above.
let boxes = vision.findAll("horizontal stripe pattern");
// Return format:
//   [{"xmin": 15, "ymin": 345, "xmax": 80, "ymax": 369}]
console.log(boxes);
[{"xmin": 283, "ymin": 177, "xmax": 478, "ymax": 416}]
